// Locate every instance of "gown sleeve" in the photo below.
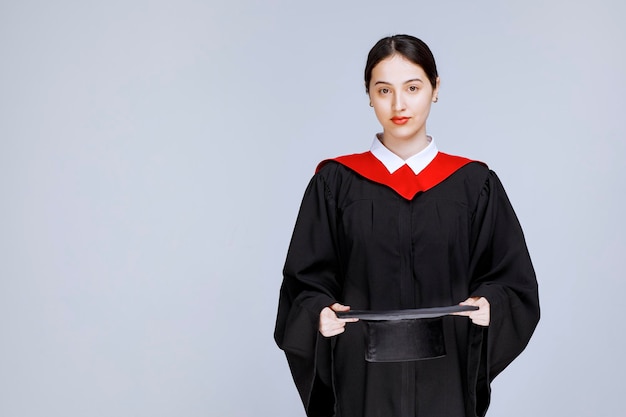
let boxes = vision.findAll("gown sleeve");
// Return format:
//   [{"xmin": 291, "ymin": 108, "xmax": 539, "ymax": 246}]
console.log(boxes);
[
  {"xmin": 274, "ymin": 170, "xmax": 342, "ymax": 417},
  {"xmin": 466, "ymin": 170, "xmax": 541, "ymax": 416}
]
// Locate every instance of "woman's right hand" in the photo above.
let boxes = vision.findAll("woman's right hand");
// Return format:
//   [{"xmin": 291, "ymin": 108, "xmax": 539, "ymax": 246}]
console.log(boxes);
[{"xmin": 319, "ymin": 303, "xmax": 358, "ymax": 337}]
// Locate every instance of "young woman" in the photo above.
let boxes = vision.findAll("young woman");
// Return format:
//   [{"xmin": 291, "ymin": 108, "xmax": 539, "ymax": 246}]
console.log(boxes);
[{"xmin": 274, "ymin": 34, "xmax": 540, "ymax": 417}]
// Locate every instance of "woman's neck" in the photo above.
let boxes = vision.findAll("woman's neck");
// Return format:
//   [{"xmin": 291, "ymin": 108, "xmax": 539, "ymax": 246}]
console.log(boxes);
[{"xmin": 380, "ymin": 133, "xmax": 430, "ymax": 160}]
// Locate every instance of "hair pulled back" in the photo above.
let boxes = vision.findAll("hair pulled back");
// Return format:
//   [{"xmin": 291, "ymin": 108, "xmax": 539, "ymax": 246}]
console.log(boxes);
[{"xmin": 364, "ymin": 34, "xmax": 438, "ymax": 93}]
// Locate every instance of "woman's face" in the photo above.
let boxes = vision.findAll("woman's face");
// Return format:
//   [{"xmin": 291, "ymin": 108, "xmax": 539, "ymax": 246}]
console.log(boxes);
[{"xmin": 368, "ymin": 54, "xmax": 439, "ymax": 144}]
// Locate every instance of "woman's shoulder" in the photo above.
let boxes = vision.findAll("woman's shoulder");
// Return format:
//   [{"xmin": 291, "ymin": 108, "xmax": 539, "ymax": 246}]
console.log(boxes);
[
  {"xmin": 316, "ymin": 152, "xmax": 372, "ymax": 173},
  {"xmin": 436, "ymin": 154, "xmax": 499, "ymax": 200},
  {"xmin": 312, "ymin": 152, "xmax": 372, "ymax": 182},
  {"xmin": 440, "ymin": 152, "xmax": 491, "ymax": 178}
]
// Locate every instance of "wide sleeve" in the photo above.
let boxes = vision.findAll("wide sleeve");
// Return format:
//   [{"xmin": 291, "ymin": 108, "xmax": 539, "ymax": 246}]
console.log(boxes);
[
  {"xmin": 274, "ymin": 171, "xmax": 343, "ymax": 417},
  {"xmin": 466, "ymin": 170, "xmax": 540, "ymax": 416}
]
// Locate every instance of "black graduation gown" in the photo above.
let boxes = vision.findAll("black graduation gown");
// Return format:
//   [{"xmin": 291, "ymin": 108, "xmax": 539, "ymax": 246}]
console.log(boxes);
[{"xmin": 274, "ymin": 151, "xmax": 540, "ymax": 417}]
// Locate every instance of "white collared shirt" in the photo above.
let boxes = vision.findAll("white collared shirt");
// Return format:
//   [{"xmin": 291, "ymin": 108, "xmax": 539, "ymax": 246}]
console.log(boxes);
[{"xmin": 370, "ymin": 133, "xmax": 439, "ymax": 174}]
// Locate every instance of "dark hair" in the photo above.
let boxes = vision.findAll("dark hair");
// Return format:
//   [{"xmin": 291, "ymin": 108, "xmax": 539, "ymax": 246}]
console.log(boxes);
[{"xmin": 364, "ymin": 34, "xmax": 438, "ymax": 93}]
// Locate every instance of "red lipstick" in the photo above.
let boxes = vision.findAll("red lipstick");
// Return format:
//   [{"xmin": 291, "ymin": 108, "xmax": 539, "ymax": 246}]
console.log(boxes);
[{"xmin": 391, "ymin": 117, "xmax": 410, "ymax": 125}]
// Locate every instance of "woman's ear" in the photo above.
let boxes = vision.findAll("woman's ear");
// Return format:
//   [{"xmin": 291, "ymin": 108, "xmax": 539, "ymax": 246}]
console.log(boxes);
[{"xmin": 432, "ymin": 77, "xmax": 441, "ymax": 103}]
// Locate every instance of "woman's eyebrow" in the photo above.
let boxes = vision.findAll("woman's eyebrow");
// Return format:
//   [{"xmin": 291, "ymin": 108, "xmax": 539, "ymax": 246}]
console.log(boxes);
[{"xmin": 374, "ymin": 78, "xmax": 423, "ymax": 86}]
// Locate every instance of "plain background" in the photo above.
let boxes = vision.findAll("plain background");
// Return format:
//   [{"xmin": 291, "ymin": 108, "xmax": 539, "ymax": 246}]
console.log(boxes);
[{"xmin": 1, "ymin": 1, "xmax": 625, "ymax": 416}]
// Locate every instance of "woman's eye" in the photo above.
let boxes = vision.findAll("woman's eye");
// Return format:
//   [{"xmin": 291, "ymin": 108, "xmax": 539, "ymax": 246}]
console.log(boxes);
[
  {"xmin": 379, "ymin": 88, "xmax": 390, "ymax": 94},
  {"xmin": 408, "ymin": 85, "xmax": 418, "ymax": 92}
]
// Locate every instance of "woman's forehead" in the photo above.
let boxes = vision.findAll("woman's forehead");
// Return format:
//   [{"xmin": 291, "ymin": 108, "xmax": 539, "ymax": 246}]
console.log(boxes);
[{"xmin": 371, "ymin": 54, "xmax": 427, "ymax": 83}]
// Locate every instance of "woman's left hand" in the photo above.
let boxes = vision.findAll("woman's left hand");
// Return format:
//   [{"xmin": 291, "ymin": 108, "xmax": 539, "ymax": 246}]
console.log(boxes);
[{"xmin": 457, "ymin": 297, "xmax": 490, "ymax": 326}]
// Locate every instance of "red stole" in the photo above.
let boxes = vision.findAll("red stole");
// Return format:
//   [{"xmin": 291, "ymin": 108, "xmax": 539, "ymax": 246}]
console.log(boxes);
[{"xmin": 317, "ymin": 151, "xmax": 478, "ymax": 200}]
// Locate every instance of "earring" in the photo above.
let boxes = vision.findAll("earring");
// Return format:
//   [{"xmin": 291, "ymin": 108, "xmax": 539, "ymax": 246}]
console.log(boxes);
[
  {"xmin": 369, "ymin": 102, "xmax": 373, "ymax": 107},
  {"xmin": 433, "ymin": 97, "xmax": 438, "ymax": 103}
]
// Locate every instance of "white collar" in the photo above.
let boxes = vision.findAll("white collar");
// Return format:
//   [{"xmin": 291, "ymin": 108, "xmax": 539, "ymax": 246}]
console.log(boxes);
[{"xmin": 370, "ymin": 133, "xmax": 439, "ymax": 174}]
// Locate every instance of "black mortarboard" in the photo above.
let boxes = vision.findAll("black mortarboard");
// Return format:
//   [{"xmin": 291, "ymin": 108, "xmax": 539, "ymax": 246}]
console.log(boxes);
[{"xmin": 337, "ymin": 305, "xmax": 478, "ymax": 362}]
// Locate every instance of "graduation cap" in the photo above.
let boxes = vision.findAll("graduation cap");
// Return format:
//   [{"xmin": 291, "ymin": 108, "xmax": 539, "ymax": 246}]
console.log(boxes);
[{"xmin": 337, "ymin": 305, "xmax": 478, "ymax": 363}]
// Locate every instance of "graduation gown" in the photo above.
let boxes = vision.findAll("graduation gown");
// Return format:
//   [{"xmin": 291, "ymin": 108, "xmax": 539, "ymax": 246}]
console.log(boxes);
[{"xmin": 274, "ymin": 151, "xmax": 540, "ymax": 417}]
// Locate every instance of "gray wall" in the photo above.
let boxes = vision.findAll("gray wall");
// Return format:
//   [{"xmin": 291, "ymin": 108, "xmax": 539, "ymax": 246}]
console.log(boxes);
[{"xmin": 1, "ymin": 1, "xmax": 624, "ymax": 416}]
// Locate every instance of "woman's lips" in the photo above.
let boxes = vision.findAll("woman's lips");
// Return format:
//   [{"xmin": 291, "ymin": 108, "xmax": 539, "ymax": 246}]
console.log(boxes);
[{"xmin": 391, "ymin": 117, "xmax": 410, "ymax": 125}]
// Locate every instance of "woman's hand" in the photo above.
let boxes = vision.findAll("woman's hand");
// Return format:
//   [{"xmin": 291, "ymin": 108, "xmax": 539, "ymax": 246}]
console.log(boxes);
[
  {"xmin": 457, "ymin": 297, "xmax": 490, "ymax": 326},
  {"xmin": 319, "ymin": 303, "xmax": 358, "ymax": 337}
]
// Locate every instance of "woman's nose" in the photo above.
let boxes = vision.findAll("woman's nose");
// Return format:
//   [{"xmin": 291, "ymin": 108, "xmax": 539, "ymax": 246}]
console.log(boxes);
[{"xmin": 393, "ymin": 93, "xmax": 406, "ymax": 112}]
